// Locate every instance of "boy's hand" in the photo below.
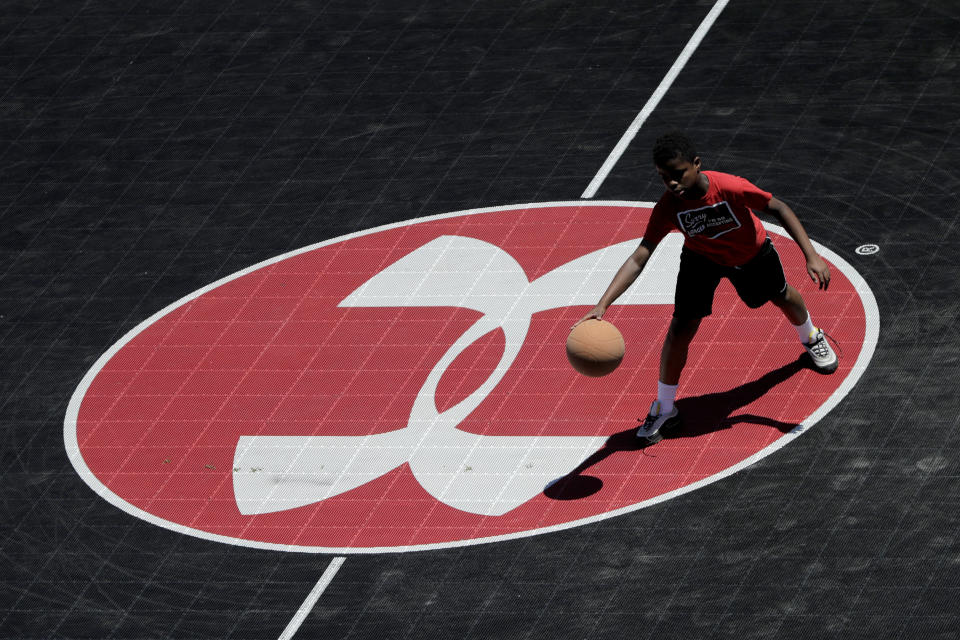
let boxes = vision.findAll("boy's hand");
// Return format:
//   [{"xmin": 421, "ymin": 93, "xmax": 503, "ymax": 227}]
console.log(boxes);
[
  {"xmin": 573, "ymin": 305, "xmax": 606, "ymax": 329},
  {"xmin": 806, "ymin": 255, "xmax": 831, "ymax": 290}
]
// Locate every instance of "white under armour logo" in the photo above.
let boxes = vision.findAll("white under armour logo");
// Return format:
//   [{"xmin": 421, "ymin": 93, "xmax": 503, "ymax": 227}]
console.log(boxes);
[{"xmin": 232, "ymin": 234, "xmax": 682, "ymax": 516}]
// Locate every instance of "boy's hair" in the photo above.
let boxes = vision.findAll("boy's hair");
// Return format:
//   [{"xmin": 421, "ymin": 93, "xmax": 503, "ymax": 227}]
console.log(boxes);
[{"xmin": 653, "ymin": 131, "xmax": 697, "ymax": 166}]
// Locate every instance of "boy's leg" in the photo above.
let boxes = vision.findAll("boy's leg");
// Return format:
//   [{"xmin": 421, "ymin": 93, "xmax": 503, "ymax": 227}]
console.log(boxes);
[
  {"xmin": 731, "ymin": 239, "xmax": 838, "ymax": 373},
  {"xmin": 769, "ymin": 283, "xmax": 808, "ymax": 325},
  {"xmin": 637, "ymin": 316, "xmax": 701, "ymax": 444},
  {"xmin": 665, "ymin": 247, "xmax": 717, "ymax": 389},
  {"xmin": 660, "ymin": 316, "xmax": 703, "ymax": 387},
  {"xmin": 638, "ymin": 248, "xmax": 716, "ymax": 444},
  {"xmin": 770, "ymin": 284, "xmax": 838, "ymax": 373}
]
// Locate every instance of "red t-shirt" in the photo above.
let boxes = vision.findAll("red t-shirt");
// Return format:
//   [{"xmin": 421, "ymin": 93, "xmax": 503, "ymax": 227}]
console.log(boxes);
[{"xmin": 643, "ymin": 170, "xmax": 772, "ymax": 266}]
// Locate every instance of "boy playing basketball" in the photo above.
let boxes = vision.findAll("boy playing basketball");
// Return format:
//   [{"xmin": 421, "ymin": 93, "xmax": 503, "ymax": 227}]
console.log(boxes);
[{"xmin": 577, "ymin": 131, "xmax": 838, "ymax": 444}]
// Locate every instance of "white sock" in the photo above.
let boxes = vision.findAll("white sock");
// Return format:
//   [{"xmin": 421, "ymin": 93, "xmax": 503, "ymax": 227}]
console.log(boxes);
[
  {"xmin": 657, "ymin": 381, "xmax": 678, "ymax": 414},
  {"xmin": 792, "ymin": 312, "xmax": 816, "ymax": 344}
]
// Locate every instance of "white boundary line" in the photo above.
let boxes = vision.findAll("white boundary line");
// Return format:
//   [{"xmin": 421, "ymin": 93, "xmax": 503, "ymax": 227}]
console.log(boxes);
[
  {"xmin": 581, "ymin": 0, "xmax": 730, "ymax": 199},
  {"xmin": 277, "ymin": 556, "xmax": 346, "ymax": 640},
  {"xmin": 63, "ymin": 201, "xmax": 880, "ymax": 556}
]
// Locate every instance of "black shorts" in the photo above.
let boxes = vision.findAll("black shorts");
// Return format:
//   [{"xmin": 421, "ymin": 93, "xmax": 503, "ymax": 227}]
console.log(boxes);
[{"xmin": 673, "ymin": 237, "xmax": 788, "ymax": 319}]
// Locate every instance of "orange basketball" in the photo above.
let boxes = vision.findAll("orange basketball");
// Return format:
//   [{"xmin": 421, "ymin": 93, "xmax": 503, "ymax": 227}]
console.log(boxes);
[{"xmin": 566, "ymin": 319, "xmax": 625, "ymax": 377}]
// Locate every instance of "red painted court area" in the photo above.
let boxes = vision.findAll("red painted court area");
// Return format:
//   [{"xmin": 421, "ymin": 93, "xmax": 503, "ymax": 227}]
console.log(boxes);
[{"xmin": 73, "ymin": 203, "xmax": 868, "ymax": 550}]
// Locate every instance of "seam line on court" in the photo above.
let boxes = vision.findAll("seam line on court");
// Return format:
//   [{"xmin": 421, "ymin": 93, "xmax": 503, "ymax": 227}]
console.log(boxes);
[{"xmin": 279, "ymin": 2, "xmax": 730, "ymax": 637}]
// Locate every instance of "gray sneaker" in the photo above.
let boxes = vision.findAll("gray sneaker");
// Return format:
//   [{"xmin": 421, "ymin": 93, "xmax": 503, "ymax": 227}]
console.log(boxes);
[
  {"xmin": 636, "ymin": 401, "xmax": 680, "ymax": 445},
  {"xmin": 804, "ymin": 328, "xmax": 838, "ymax": 373}
]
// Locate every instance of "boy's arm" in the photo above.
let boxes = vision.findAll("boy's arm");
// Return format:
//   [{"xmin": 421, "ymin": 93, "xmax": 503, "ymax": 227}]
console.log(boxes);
[
  {"xmin": 762, "ymin": 197, "xmax": 831, "ymax": 290},
  {"xmin": 573, "ymin": 242, "xmax": 654, "ymax": 327}
]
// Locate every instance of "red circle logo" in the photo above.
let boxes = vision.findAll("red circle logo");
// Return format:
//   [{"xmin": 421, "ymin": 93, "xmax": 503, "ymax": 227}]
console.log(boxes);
[{"xmin": 65, "ymin": 202, "xmax": 877, "ymax": 552}]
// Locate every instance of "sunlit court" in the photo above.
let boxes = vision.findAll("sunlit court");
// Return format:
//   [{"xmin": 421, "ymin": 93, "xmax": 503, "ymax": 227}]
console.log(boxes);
[{"xmin": 3, "ymin": 1, "xmax": 958, "ymax": 638}]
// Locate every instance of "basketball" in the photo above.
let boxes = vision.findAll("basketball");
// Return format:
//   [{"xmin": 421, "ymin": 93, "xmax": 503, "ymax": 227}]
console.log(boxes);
[{"xmin": 566, "ymin": 319, "xmax": 625, "ymax": 377}]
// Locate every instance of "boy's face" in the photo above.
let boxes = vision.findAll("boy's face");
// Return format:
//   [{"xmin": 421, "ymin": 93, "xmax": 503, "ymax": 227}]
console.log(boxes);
[{"xmin": 656, "ymin": 154, "xmax": 702, "ymax": 198}]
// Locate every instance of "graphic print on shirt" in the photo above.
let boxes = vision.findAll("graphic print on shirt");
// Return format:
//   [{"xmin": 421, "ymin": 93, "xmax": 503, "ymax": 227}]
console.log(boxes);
[{"xmin": 676, "ymin": 201, "xmax": 742, "ymax": 239}]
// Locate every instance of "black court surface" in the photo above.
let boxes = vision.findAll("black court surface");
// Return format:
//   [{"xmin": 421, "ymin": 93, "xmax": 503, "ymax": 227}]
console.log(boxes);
[{"xmin": 3, "ymin": 1, "xmax": 959, "ymax": 639}]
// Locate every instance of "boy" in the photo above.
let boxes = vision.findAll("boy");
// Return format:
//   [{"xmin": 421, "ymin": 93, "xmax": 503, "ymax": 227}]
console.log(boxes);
[{"xmin": 577, "ymin": 131, "xmax": 838, "ymax": 444}]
